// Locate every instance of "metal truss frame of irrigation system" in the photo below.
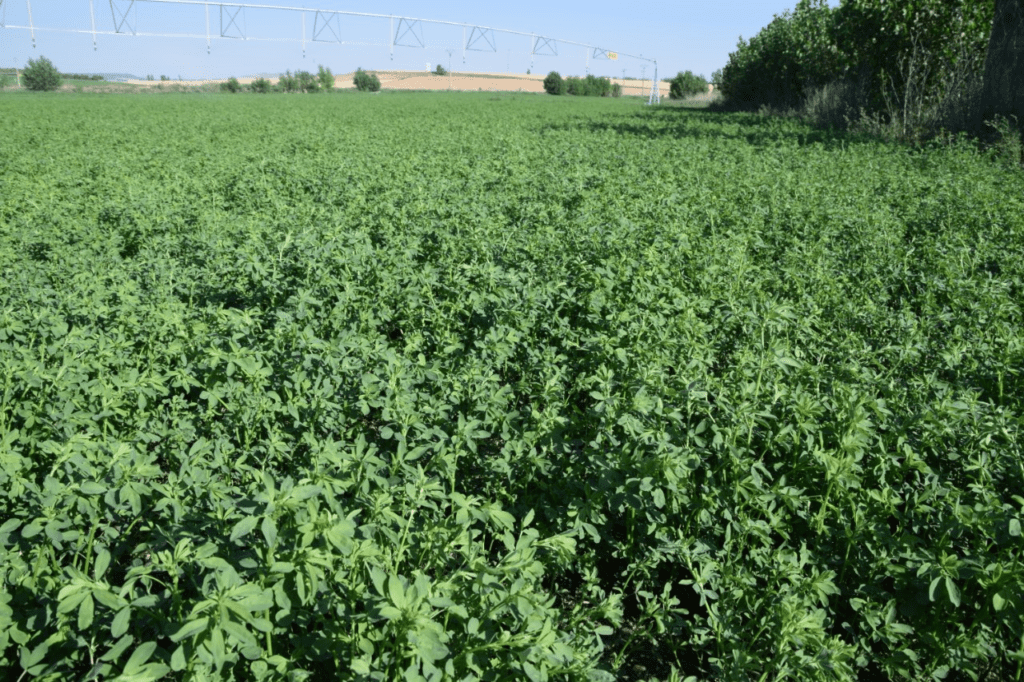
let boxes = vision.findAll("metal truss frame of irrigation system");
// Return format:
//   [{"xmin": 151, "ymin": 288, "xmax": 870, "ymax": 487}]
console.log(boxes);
[{"xmin": 0, "ymin": 0, "xmax": 662, "ymax": 103}]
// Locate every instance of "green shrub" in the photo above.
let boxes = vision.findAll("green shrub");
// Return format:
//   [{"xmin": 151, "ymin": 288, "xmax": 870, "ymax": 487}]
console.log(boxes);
[
  {"xmin": 278, "ymin": 71, "xmax": 299, "ymax": 93},
  {"xmin": 803, "ymin": 78, "xmax": 865, "ymax": 128},
  {"xmin": 435, "ymin": 64, "xmax": 448, "ymax": 76},
  {"xmin": 295, "ymin": 70, "xmax": 319, "ymax": 93},
  {"xmin": 220, "ymin": 77, "xmax": 242, "ymax": 93},
  {"xmin": 22, "ymin": 56, "xmax": 61, "ymax": 92},
  {"xmin": 611, "ymin": 83, "xmax": 622, "ymax": 98},
  {"xmin": 669, "ymin": 71, "xmax": 708, "ymax": 99},
  {"xmin": 317, "ymin": 65, "xmax": 334, "ymax": 92},
  {"xmin": 0, "ymin": 74, "xmax": 12, "ymax": 89},
  {"xmin": 543, "ymin": 71, "xmax": 564, "ymax": 95},
  {"xmin": 353, "ymin": 68, "xmax": 381, "ymax": 92},
  {"xmin": 985, "ymin": 115, "xmax": 1024, "ymax": 169},
  {"xmin": 565, "ymin": 75, "xmax": 612, "ymax": 97},
  {"xmin": 250, "ymin": 77, "xmax": 272, "ymax": 94},
  {"xmin": 716, "ymin": 0, "xmax": 848, "ymax": 110}
]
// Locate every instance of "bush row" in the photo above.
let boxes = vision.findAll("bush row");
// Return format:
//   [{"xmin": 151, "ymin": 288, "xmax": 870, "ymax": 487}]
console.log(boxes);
[
  {"xmin": 60, "ymin": 73, "xmax": 104, "ymax": 81},
  {"xmin": 717, "ymin": 0, "xmax": 994, "ymax": 135},
  {"xmin": 221, "ymin": 66, "xmax": 336, "ymax": 94},
  {"xmin": 668, "ymin": 70, "xmax": 708, "ymax": 99},
  {"xmin": 542, "ymin": 72, "xmax": 621, "ymax": 97}
]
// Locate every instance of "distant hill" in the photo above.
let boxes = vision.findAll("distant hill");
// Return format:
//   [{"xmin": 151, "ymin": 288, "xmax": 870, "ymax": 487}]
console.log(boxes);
[{"xmin": 89, "ymin": 73, "xmax": 145, "ymax": 82}]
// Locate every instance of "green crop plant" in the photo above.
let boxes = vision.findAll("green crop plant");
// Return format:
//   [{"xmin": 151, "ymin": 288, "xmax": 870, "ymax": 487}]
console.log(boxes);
[{"xmin": 0, "ymin": 91, "xmax": 1022, "ymax": 681}]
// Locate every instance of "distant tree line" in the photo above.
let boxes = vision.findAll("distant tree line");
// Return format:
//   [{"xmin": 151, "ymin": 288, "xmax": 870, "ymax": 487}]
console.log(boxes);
[
  {"xmin": 542, "ymin": 72, "xmax": 622, "ymax": 97},
  {"xmin": 60, "ymin": 73, "xmax": 104, "ymax": 81},
  {"xmin": 219, "ymin": 66, "xmax": 337, "ymax": 94}
]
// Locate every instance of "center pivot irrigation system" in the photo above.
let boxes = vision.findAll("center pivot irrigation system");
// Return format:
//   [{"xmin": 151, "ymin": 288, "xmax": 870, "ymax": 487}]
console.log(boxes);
[{"xmin": 0, "ymin": 0, "xmax": 662, "ymax": 103}]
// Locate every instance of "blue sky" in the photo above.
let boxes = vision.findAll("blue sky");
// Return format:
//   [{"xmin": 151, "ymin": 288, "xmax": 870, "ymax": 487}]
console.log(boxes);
[{"xmin": 0, "ymin": 1, "xmax": 838, "ymax": 81}]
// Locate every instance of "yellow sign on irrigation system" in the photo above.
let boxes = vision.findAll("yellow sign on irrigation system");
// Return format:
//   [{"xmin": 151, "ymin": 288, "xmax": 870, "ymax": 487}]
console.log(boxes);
[{"xmin": 608, "ymin": 52, "xmax": 618, "ymax": 60}]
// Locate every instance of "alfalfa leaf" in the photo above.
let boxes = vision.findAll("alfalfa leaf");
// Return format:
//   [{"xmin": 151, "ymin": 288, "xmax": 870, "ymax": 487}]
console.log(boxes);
[
  {"xmin": 230, "ymin": 516, "xmax": 259, "ymax": 543},
  {"xmin": 123, "ymin": 640, "xmax": 157, "ymax": 676},
  {"xmin": 170, "ymin": 617, "xmax": 209, "ymax": 643},
  {"xmin": 388, "ymin": 575, "xmax": 407, "ymax": 610},
  {"xmin": 945, "ymin": 577, "xmax": 961, "ymax": 607}
]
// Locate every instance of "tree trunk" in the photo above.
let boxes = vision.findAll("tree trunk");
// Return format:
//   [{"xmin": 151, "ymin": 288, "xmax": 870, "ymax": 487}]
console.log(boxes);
[{"xmin": 982, "ymin": 0, "xmax": 1024, "ymax": 132}]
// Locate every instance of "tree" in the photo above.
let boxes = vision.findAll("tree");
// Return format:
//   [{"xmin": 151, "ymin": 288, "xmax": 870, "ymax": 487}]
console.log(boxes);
[
  {"xmin": 717, "ymin": 0, "xmax": 993, "ymax": 119},
  {"xmin": 830, "ymin": 0, "xmax": 992, "ymax": 117},
  {"xmin": 220, "ymin": 77, "xmax": 242, "ymax": 93},
  {"xmin": 435, "ymin": 64, "xmax": 448, "ymax": 76},
  {"xmin": 296, "ymin": 70, "xmax": 320, "ymax": 93},
  {"xmin": 318, "ymin": 65, "xmax": 334, "ymax": 92},
  {"xmin": 543, "ymin": 71, "xmax": 565, "ymax": 95},
  {"xmin": 278, "ymin": 71, "xmax": 299, "ymax": 93},
  {"xmin": 22, "ymin": 56, "xmax": 61, "ymax": 92},
  {"xmin": 564, "ymin": 74, "xmax": 613, "ymax": 97},
  {"xmin": 250, "ymin": 77, "xmax": 272, "ymax": 94},
  {"xmin": 982, "ymin": 0, "xmax": 1024, "ymax": 134},
  {"xmin": 353, "ymin": 68, "xmax": 381, "ymax": 92},
  {"xmin": 669, "ymin": 71, "xmax": 708, "ymax": 99}
]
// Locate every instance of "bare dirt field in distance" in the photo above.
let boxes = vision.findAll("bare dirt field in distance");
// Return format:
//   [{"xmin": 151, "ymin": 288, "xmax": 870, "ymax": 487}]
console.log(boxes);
[{"xmin": 121, "ymin": 70, "xmax": 677, "ymax": 98}]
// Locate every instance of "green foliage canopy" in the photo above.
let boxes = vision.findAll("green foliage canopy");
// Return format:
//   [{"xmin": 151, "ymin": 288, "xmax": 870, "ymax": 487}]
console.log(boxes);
[
  {"xmin": 317, "ymin": 65, "xmax": 334, "ymax": 92},
  {"xmin": 250, "ymin": 77, "xmax": 272, "ymax": 94},
  {"xmin": 295, "ymin": 70, "xmax": 319, "ymax": 93},
  {"xmin": 22, "ymin": 55, "xmax": 61, "ymax": 92},
  {"xmin": 564, "ymin": 74, "xmax": 613, "ymax": 97},
  {"xmin": 278, "ymin": 70, "xmax": 299, "ymax": 93},
  {"xmin": 718, "ymin": 0, "xmax": 993, "ymax": 113},
  {"xmin": 669, "ymin": 70, "xmax": 708, "ymax": 99},
  {"xmin": 353, "ymin": 68, "xmax": 381, "ymax": 92},
  {"xmin": 220, "ymin": 77, "xmax": 242, "ymax": 93},
  {"xmin": 543, "ymin": 70, "xmax": 565, "ymax": 95}
]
